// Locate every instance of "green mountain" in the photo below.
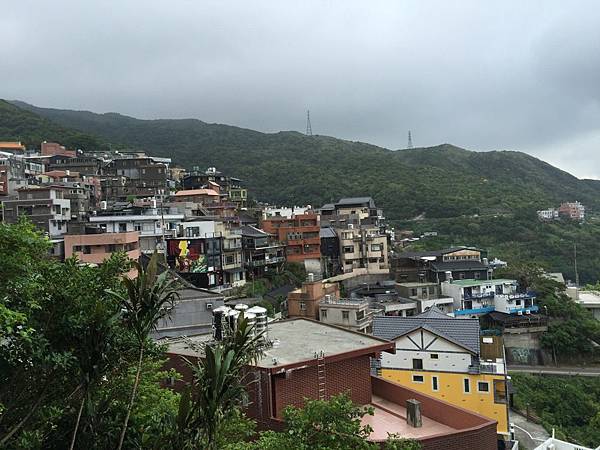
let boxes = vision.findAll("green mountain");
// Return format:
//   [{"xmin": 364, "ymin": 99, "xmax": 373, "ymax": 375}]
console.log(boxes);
[
  {"xmin": 4, "ymin": 99, "xmax": 600, "ymax": 283},
  {"xmin": 9, "ymin": 100, "xmax": 600, "ymax": 222}
]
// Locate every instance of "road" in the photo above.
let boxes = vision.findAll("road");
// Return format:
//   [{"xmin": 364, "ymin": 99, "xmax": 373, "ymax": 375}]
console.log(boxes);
[
  {"xmin": 508, "ymin": 365, "xmax": 600, "ymax": 377},
  {"xmin": 510, "ymin": 410, "xmax": 549, "ymax": 450}
]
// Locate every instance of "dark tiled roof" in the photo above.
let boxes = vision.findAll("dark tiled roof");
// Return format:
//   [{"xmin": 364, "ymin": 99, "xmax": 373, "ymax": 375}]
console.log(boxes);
[
  {"xmin": 336, "ymin": 197, "xmax": 375, "ymax": 207},
  {"xmin": 372, "ymin": 307, "xmax": 480, "ymax": 354},
  {"xmin": 319, "ymin": 227, "xmax": 337, "ymax": 238},
  {"xmin": 240, "ymin": 225, "xmax": 269, "ymax": 238},
  {"xmin": 398, "ymin": 247, "xmax": 474, "ymax": 259}
]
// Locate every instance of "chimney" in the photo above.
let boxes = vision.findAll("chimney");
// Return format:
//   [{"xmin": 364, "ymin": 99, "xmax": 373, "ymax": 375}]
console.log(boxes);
[{"xmin": 406, "ymin": 399, "xmax": 422, "ymax": 428}]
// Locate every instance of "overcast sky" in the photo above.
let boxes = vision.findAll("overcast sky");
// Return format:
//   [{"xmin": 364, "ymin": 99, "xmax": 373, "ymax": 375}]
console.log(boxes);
[{"xmin": 2, "ymin": 1, "xmax": 600, "ymax": 177}]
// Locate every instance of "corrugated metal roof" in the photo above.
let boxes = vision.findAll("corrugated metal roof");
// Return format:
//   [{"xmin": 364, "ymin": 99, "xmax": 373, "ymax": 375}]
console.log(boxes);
[
  {"xmin": 372, "ymin": 307, "xmax": 480, "ymax": 354},
  {"xmin": 319, "ymin": 227, "xmax": 337, "ymax": 238}
]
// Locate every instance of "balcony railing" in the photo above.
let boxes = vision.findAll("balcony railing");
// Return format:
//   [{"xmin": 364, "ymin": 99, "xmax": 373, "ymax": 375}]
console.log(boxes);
[
  {"xmin": 455, "ymin": 306, "xmax": 495, "ymax": 316},
  {"xmin": 464, "ymin": 292, "xmax": 495, "ymax": 300}
]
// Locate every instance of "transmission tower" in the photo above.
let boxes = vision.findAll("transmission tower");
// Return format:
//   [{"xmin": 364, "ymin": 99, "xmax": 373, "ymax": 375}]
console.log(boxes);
[
  {"xmin": 407, "ymin": 130, "xmax": 413, "ymax": 149},
  {"xmin": 306, "ymin": 110, "xmax": 313, "ymax": 136}
]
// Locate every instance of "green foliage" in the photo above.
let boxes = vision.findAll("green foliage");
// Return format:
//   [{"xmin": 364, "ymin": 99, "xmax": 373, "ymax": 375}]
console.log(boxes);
[
  {"xmin": 229, "ymin": 394, "xmax": 421, "ymax": 450},
  {"xmin": 0, "ymin": 100, "xmax": 106, "ymax": 151},
  {"xmin": 511, "ymin": 374, "xmax": 600, "ymax": 447}
]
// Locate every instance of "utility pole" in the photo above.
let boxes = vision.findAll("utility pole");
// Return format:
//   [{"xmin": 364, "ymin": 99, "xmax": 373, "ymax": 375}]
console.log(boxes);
[
  {"xmin": 574, "ymin": 243, "xmax": 579, "ymax": 286},
  {"xmin": 407, "ymin": 130, "xmax": 413, "ymax": 149},
  {"xmin": 306, "ymin": 110, "xmax": 313, "ymax": 136}
]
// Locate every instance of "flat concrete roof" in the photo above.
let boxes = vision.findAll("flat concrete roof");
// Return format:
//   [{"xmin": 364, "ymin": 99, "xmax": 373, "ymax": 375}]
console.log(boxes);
[
  {"xmin": 365, "ymin": 395, "xmax": 455, "ymax": 441},
  {"xmin": 166, "ymin": 318, "xmax": 393, "ymax": 371}
]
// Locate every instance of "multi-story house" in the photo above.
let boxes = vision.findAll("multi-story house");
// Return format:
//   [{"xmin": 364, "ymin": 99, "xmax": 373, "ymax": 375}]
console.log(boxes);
[
  {"xmin": 337, "ymin": 224, "xmax": 388, "ymax": 275},
  {"xmin": 392, "ymin": 247, "xmax": 491, "ymax": 283},
  {"xmin": 537, "ymin": 208, "xmax": 559, "ymax": 220},
  {"xmin": 0, "ymin": 153, "xmax": 44, "ymax": 197},
  {"xmin": 396, "ymin": 281, "xmax": 455, "ymax": 314},
  {"xmin": 90, "ymin": 202, "xmax": 184, "ymax": 253},
  {"xmin": 240, "ymin": 225, "xmax": 286, "ymax": 279},
  {"xmin": 261, "ymin": 212, "xmax": 321, "ymax": 265},
  {"xmin": 287, "ymin": 274, "xmax": 341, "ymax": 319},
  {"xmin": 41, "ymin": 141, "xmax": 76, "ymax": 158},
  {"xmin": 177, "ymin": 221, "xmax": 245, "ymax": 288},
  {"xmin": 101, "ymin": 156, "xmax": 170, "ymax": 201},
  {"xmin": 441, "ymin": 278, "xmax": 537, "ymax": 317},
  {"xmin": 320, "ymin": 227, "xmax": 341, "ymax": 277},
  {"xmin": 47, "ymin": 155, "xmax": 104, "ymax": 176},
  {"xmin": 320, "ymin": 196, "xmax": 385, "ymax": 229},
  {"xmin": 182, "ymin": 167, "xmax": 248, "ymax": 208},
  {"xmin": 166, "ymin": 234, "xmax": 224, "ymax": 289},
  {"xmin": 558, "ymin": 201, "xmax": 585, "ymax": 221},
  {"xmin": 373, "ymin": 308, "xmax": 510, "ymax": 440},
  {"xmin": 64, "ymin": 225, "xmax": 140, "ymax": 277},
  {"xmin": 2, "ymin": 185, "xmax": 71, "ymax": 237},
  {"xmin": 318, "ymin": 296, "xmax": 373, "ymax": 333}
]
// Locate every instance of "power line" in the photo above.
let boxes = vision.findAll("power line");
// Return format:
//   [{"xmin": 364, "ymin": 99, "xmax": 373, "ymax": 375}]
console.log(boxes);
[
  {"xmin": 306, "ymin": 110, "xmax": 313, "ymax": 136},
  {"xmin": 407, "ymin": 130, "xmax": 413, "ymax": 149}
]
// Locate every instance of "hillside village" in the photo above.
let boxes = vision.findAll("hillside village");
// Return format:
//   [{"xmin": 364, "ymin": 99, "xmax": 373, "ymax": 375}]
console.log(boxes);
[{"xmin": 2, "ymin": 139, "xmax": 600, "ymax": 450}]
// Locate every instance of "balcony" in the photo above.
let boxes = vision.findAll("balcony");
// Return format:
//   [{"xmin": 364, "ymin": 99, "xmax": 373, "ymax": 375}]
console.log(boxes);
[
  {"xmin": 464, "ymin": 292, "xmax": 494, "ymax": 300},
  {"xmin": 508, "ymin": 305, "xmax": 539, "ymax": 314},
  {"xmin": 506, "ymin": 292, "xmax": 536, "ymax": 300},
  {"xmin": 454, "ymin": 306, "xmax": 495, "ymax": 316}
]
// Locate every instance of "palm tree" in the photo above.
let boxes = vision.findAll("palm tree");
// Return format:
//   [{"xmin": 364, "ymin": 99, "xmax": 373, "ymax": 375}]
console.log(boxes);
[
  {"xmin": 179, "ymin": 315, "xmax": 268, "ymax": 449},
  {"xmin": 108, "ymin": 252, "xmax": 180, "ymax": 450}
]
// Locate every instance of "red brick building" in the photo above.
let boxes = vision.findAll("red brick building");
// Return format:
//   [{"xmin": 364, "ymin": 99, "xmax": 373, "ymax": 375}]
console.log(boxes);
[
  {"xmin": 41, "ymin": 142, "xmax": 76, "ymax": 158},
  {"xmin": 287, "ymin": 277, "xmax": 340, "ymax": 319},
  {"xmin": 165, "ymin": 318, "xmax": 498, "ymax": 449},
  {"xmin": 261, "ymin": 213, "xmax": 321, "ymax": 263}
]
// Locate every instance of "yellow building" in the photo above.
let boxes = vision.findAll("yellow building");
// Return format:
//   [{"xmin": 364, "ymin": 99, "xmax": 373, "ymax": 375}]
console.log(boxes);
[{"xmin": 373, "ymin": 308, "xmax": 509, "ymax": 437}]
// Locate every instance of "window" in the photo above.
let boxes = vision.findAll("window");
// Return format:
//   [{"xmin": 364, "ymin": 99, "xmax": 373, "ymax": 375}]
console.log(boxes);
[
  {"xmin": 320, "ymin": 309, "xmax": 327, "ymax": 319},
  {"xmin": 343, "ymin": 246, "xmax": 354, "ymax": 254},
  {"xmin": 410, "ymin": 288, "xmax": 418, "ymax": 296},
  {"xmin": 432, "ymin": 376, "xmax": 439, "ymax": 391},
  {"xmin": 342, "ymin": 310, "xmax": 350, "ymax": 320},
  {"xmin": 371, "ymin": 244, "xmax": 382, "ymax": 252},
  {"xmin": 73, "ymin": 245, "xmax": 82, "ymax": 252},
  {"xmin": 206, "ymin": 303, "xmax": 213, "ymax": 310},
  {"xmin": 299, "ymin": 302, "xmax": 306, "ymax": 311},
  {"xmin": 118, "ymin": 223, "xmax": 127, "ymax": 232},
  {"xmin": 412, "ymin": 375, "xmax": 424, "ymax": 383},
  {"xmin": 464, "ymin": 378, "xmax": 471, "ymax": 393},
  {"xmin": 459, "ymin": 272, "xmax": 466, "ymax": 279},
  {"xmin": 494, "ymin": 380, "xmax": 507, "ymax": 404},
  {"xmin": 430, "ymin": 353, "xmax": 439, "ymax": 359},
  {"xmin": 477, "ymin": 381, "xmax": 490, "ymax": 393},
  {"xmin": 356, "ymin": 310, "xmax": 365, "ymax": 321},
  {"xmin": 428, "ymin": 286, "xmax": 435, "ymax": 294},
  {"xmin": 412, "ymin": 359, "xmax": 423, "ymax": 370},
  {"xmin": 474, "ymin": 272, "xmax": 481, "ymax": 279}
]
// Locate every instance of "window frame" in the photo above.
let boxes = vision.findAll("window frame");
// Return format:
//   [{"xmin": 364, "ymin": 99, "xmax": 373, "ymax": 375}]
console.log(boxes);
[
  {"xmin": 432, "ymin": 375, "xmax": 439, "ymax": 392},
  {"xmin": 412, "ymin": 358, "xmax": 423, "ymax": 370},
  {"xmin": 463, "ymin": 378, "xmax": 471, "ymax": 394},
  {"xmin": 412, "ymin": 374, "xmax": 424, "ymax": 383},
  {"xmin": 477, "ymin": 381, "xmax": 490, "ymax": 393}
]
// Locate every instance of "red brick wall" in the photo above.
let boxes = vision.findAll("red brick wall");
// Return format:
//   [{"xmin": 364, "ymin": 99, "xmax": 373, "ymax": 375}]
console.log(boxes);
[
  {"xmin": 272, "ymin": 355, "xmax": 372, "ymax": 418},
  {"xmin": 372, "ymin": 376, "xmax": 497, "ymax": 450}
]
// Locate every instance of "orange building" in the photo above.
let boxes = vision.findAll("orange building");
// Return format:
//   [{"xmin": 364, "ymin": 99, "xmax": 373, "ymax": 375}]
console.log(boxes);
[
  {"xmin": 0, "ymin": 141, "xmax": 26, "ymax": 153},
  {"xmin": 261, "ymin": 213, "xmax": 320, "ymax": 263},
  {"xmin": 64, "ymin": 230, "xmax": 140, "ymax": 277},
  {"xmin": 287, "ymin": 276, "xmax": 340, "ymax": 319}
]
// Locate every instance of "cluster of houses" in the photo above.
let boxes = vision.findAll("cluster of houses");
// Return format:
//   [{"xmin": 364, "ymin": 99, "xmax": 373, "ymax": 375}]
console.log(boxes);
[
  {"xmin": 537, "ymin": 201, "xmax": 585, "ymax": 221},
  {"xmin": 3, "ymin": 139, "xmax": 565, "ymax": 449}
]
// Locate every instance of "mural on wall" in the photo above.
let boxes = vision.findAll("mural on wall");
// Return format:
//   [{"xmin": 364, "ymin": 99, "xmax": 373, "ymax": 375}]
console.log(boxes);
[{"xmin": 168, "ymin": 239, "xmax": 208, "ymax": 273}]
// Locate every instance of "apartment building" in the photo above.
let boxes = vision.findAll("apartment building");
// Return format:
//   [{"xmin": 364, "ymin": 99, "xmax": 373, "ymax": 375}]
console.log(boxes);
[
  {"xmin": 287, "ymin": 275, "xmax": 340, "ymax": 319},
  {"xmin": 261, "ymin": 212, "xmax": 321, "ymax": 265},
  {"xmin": 64, "ymin": 227, "xmax": 140, "ymax": 277},
  {"xmin": 558, "ymin": 201, "xmax": 585, "ymax": 221},
  {"xmin": 41, "ymin": 141, "xmax": 75, "ymax": 158},
  {"xmin": 392, "ymin": 247, "xmax": 491, "ymax": 283},
  {"xmin": 2, "ymin": 185, "xmax": 71, "ymax": 237},
  {"xmin": 320, "ymin": 197, "xmax": 385, "ymax": 229},
  {"xmin": 396, "ymin": 282, "xmax": 455, "ymax": 314},
  {"xmin": 182, "ymin": 167, "xmax": 248, "ymax": 208},
  {"xmin": 0, "ymin": 153, "xmax": 44, "ymax": 197},
  {"xmin": 441, "ymin": 278, "xmax": 538, "ymax": 317},
  {"xmin": 318, "ymin": 296, "xmax": 373, "ymax": 333},
  {"xmin": 373, "ymin": 308, "xmax": 510, "ymax": 439},
  {"xmin": 166, "ymin": 318, "xmax": 499, "ymax": 449},
  {"xmin": 240, "ymin": 225, "xmax": 286, "ymax": 278},
  {"xmin": 337, "ymin": 224, "xmax": 388, "ymax": 275}
]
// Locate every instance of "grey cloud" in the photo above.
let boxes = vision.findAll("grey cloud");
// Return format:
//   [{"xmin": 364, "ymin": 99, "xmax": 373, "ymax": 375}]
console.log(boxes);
[{"xmin": 1, "ymin": 0, "xmax": 600, "ymax": 177}]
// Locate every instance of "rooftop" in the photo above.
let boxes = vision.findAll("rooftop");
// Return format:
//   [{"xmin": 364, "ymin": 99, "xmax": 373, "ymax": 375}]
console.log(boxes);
[
  {"xmin": 578, "ymin": 291, "xmax": 600, "ymax": 306},
  {"xmin": 430, "ymin": 260, "xmax": 489, "ymax": 271},
  {"xmin": 372, "ymin": 307, "xmax": 480, "ymax": 354},
  {"xmin": 447, "ymin": 278, "xmax": 516, "ymax": 287},
  {"xmin": 336, "ymin": 196, "xmax": 375, "ymax": 207},
  {"xmin": 174, "ymin": 188, "xmax": 219, "ymax": 197},
  {"xmin": 398, "ymin": 247, "xmax": 481, "ymax": 259},
  {"xmin": 167, "ymin": 318, "xmax": 393, "ymax": 371}
]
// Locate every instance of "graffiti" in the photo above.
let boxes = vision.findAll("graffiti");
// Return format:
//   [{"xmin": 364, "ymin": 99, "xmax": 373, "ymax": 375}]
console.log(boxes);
[
  {"xmin": 169, "ymin": 240, "xmax": 208, "ymax": 273},
  {"xmin": 510, "ymin": 347, "xmax": 532, "ymax": 364}
]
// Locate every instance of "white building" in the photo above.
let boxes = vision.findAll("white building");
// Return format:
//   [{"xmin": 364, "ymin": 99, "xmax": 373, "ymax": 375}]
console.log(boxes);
[
  {"xmin": 537, "ymin": 208, "xmax": 559, "ymax": 220},
  {"xmin": 262, "ymin": 205, "xmax": 311, "ymax": 219},
  {"xmin": 441, "ymin": 278, "xmax": 537, "ymax": 317},
  {"xmin": 534, "ymin": 435, "xmax": 598, "ymax": 450},
  {"xmin": 90, "ymin": 206, "xmax": 184, "ymax": 253}
]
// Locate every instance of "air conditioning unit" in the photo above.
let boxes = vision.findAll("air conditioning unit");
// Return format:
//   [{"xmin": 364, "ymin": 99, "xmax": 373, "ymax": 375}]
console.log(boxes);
[
  {"xmin": 517, "ymin": 310, "xmax": 523, "ymax": 316},
  {"xmin": 525, "ymin": 310, "xmax": 531, "ymax": 315},
  {"xmin": 206, "ymin": 303, "xmax": 213, "ymax": 310}
]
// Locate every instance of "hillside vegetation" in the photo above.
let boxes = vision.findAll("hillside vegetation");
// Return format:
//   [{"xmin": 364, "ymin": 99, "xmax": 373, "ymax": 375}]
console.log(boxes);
[
  {"xmin": 10, "ymin": 100, "xmax": 600, "ymax": 221},
  {"xmin": 4, "ymin": 100, "xmax": 600, "ymax": 282}
]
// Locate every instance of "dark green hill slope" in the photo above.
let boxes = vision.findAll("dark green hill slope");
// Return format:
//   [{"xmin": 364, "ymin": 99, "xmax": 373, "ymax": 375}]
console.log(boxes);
[
  {"xmin": 0, "ymin": 100, "xmax": 106, "ymax": 151},
  {"xmin": 9, "ymin": 100, "xmax": 600, "ymax": 222}
]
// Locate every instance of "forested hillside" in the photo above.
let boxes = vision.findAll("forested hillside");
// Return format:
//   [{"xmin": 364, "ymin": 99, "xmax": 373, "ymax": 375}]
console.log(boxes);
[
  {"xmin": 10, "ymin": 100, "xmax": 600, "ymax": 221},
  {"xmin": 5, "ymin": 100, "xmax": 600, "ymax": 282}
]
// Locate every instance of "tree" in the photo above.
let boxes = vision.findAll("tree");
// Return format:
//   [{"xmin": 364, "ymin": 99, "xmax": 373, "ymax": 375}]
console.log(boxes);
[
  {"xmin": 228, "ymin": 394, "xmax": 422, "ymax": 450},
  {"xmin": 177, "ymin": 315, "xmax": 268, "ymax": 449},
  {"xmin": 107, "ymin": 253, "xmax": 180, "ymax": 450}
]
